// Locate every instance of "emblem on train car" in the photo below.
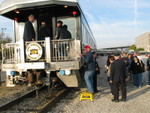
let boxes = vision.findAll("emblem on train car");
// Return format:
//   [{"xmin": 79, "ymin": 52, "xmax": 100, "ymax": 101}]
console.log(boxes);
[{"xmin": 26, "ymin": 42, "xmax": 43, "ymax": 60}]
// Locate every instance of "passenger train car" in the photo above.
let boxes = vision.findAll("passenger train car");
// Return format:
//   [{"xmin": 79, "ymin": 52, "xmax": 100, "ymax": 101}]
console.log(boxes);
[{"xmin": 0, "ymin": 0, "xmax": 97, "ymax": 87}]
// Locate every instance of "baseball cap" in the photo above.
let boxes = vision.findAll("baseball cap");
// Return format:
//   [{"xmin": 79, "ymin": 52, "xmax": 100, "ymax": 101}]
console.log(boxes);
[{"xmin": 84, "ymin": 45, "xmax": 91, "ymax": 49}]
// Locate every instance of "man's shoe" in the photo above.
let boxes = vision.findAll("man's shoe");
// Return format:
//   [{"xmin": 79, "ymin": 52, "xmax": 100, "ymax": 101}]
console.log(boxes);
[
  {"xmin": 121, "ymin": 99, "xmax": 126, "ymax": 102},
  {"xmin": 111, "ymin": 99, "xmax": 119, "ymax": 102},
  {"xmin": 139, "ymin": 86, "xmax": 142, "ymax": 88},
  {"xmin": 94, "ymin": 90, "xmax": 99, "ymax": 93},
  {"xmin": 147, "ymin": 85, "xmax": 150, "ymax": 87}
]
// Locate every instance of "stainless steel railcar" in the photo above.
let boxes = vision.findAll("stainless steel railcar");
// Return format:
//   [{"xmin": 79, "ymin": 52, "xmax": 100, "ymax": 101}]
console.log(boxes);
[{"xmin": 0, "ymin": 0, "xmax": 97, "ymax": 87}]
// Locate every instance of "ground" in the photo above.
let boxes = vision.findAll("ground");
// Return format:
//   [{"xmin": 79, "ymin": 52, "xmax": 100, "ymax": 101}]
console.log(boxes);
[{"xmin": 50, "ymin": 56, "xmax": 150, "ymax": 113}]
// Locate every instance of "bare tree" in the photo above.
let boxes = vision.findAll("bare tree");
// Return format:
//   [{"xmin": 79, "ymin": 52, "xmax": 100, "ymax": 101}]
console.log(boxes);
[
  {"xmin": 0, "ymin": 32, "xmax": 12, "ymax": 60},
  {"xmin": 0, "ymin": 32, "xmax": 12, "ymax": 44}
]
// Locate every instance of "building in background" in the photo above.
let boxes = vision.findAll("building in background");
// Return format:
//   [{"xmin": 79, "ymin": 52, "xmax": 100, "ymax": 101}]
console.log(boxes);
[{"xmin": 135, "ymin": 32, "xmax": 150, "ymax": 52}]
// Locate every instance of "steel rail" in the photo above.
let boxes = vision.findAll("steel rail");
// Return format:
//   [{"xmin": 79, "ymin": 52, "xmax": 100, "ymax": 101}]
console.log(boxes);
[
  {"xmin": 0, "ymin": 85, "xmax": 45, "ymax": 111},
  {"xmin": 37, "ymin": 88, "xmax": 70, "ymax": 113}
]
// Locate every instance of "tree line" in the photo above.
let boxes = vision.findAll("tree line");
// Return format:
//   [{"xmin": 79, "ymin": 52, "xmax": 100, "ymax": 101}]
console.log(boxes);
[
  {"xmin": 130, "ymin": 45, "xmax": 144, "ymax": 52},
  {"xmin": 0, "ymin": 32, "xmax": 12, "ymax": 60}
]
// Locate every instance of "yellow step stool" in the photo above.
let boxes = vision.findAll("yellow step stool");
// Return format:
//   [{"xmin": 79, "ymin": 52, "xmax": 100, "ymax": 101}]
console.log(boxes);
[{"xmin": 79, "ymin": 92, "xmax": 94, "ymax": 101}]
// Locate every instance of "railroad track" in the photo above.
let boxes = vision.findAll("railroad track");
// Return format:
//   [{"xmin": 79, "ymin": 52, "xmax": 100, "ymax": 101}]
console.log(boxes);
[
  {"xmin": 0, "ymin": 87, "xmax": 37, "ymax": 112},
  {"xmin": 0, "ymin": 85, "xmax": 70, "ymax": 113}
]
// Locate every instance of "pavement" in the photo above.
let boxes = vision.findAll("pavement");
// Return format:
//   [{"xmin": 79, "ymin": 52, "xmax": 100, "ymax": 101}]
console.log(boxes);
[{"xmin": 50, "ymin": 56, "xmax": 150, "ymax": 113}]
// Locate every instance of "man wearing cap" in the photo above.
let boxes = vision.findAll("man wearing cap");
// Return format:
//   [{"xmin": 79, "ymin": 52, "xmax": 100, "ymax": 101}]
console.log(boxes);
[
  {"xmin": 23, "ymin": 14, "xmax": 35, "ymax": 41},
  {"xmin": 81, "ymin": 45, "xmax": 96, "ymax": 93},
  {"xmin": 110, "ymin": 53, "xmax": 127, "ymax": 102}
]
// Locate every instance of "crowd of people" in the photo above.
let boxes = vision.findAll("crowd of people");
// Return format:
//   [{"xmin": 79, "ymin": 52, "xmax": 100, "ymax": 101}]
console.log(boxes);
[
  {"xmin": 23, "ymin": 14, "xmax": 72, "ymax": 85},
  {"xmin": 81, "ymin": 46, "xmax": 150, "ymax": 102},
  {"xmin": 23, "ymin": 14, "xmax": 150, "ymax": 101}
]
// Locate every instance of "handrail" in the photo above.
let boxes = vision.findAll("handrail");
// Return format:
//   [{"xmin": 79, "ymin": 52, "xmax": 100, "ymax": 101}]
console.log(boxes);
[
  {"xmin": 1, "ymin": 39, "xmax": 81, "ymax": 64},
  {"xmin": 2, "ymin": 43, "xmax": 21, "ymax": 63},
  {"xmin": 51, "ymin": 39, "xmax": 81, "ymax": 61}
]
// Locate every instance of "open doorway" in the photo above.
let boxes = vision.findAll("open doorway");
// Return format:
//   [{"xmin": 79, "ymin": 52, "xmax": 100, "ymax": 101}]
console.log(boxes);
[{"xmin": 38, "ymin": 14, "xmax": 53, "ymax": 40}]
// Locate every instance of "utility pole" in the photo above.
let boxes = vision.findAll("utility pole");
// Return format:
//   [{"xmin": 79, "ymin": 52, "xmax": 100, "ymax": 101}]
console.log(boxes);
[{"xmin": 1, "ymin": 28, "xmax": 6, "ymax": 44}]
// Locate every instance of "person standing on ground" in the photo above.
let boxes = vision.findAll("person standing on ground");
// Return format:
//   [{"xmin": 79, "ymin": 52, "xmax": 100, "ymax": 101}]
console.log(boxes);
[
  {"xmin": 81, "ymin": 45, "xmax": 96, "ymax": 93},
  {"xmin": 121, "ymin": 52, "xmax": 129, "ymax": 66},
  {"xmin": 147, "ymin": 53, "xmax": 150, "ymax": 86},
  {"xmin": 93, "ymin": 52, "xmax": 100, "ymax": 92},
  {"xmin": 107, "ymin": 56, "xmax": 115, "ymax": 95},
  {"xmin": 127, "ymin": 54, "xmax": 134, "ymax": 83},
  {"xmin": 130, "ymin": 56, "xmax": 145, "ymax": 88},
  {"xmin": 23, "ymin": 14, "xmax": 35, "ymax": 41},
  {"xmin": 110, "ymin": 53, "xmax": 127, "ymax": 102}
]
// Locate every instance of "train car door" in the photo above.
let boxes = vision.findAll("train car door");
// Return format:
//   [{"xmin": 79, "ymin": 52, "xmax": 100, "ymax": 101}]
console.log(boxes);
[{"xmin": 38, "ymin": 14, "xmax": 53, "ymax": 40}]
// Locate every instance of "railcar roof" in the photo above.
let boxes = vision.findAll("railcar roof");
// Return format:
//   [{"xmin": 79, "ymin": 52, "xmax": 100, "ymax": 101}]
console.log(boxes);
[{"xmin": 0, "ymin": 0, "xmax": 78, "ymax": 14}]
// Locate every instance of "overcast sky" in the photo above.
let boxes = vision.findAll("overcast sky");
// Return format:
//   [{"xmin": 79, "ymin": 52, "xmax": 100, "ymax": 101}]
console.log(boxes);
[{"xmin": 0, "ymin": 0, "xmax": 150, "ymax": 48}]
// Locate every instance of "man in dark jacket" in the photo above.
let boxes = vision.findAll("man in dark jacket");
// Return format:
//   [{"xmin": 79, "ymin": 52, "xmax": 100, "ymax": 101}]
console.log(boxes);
[
  {"xmin": 81, "ymin": 45, "xmax": 96, "ymax": 93},
  {"xmin": 39, "ymin": 21, "xmax": 51, "ymax": 40},
  {"xmin": 23, "ymin": 14, "xmax": 35, "ymax": 41},
  {"xmin": 147, "ymin": 54, "xmax": 150, "ymax": 86},
  {"xmin": 93, "ymin": 52, "xmax": 100, "ymax": 92},
  {"xmin": 55, "ymin": 21, "xmax": 72, "ymax": 39},
  {"xmin": 110, "ymin": 53, "xmax": 127, "ymax": 102},
  {"xmin": 62, "ymin": 25, "xmax": 72, "ymax": 39}
]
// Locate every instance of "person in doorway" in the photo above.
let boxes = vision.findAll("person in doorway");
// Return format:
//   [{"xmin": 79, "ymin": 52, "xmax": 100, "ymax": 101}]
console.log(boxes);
[
  {"xmin": 55, "ymin": 20, "xmax": 63, "ymax": 39},
  {"xmin": 62, "ymin": 25, "xmax": 72, "ymax": 39},
  {"xmin": 55, "ymin": 21, "xmax": 72, "ymax": 39},
  {"xmin": 110, "ymin": 53, "xmax": 127, "ymax": 102},
  {"xmin": 38, "ymin": 21, "xmax": 51, "ymax": 40},
  {"xmin": 23, "ymin": 14, "xmax": 35, "ymax": 41}
]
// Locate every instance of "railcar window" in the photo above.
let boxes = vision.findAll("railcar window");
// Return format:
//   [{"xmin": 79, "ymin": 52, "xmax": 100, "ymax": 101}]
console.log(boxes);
[{"xmin": 57, "ymin": 17, "xmax": 77, "ymax": 39}]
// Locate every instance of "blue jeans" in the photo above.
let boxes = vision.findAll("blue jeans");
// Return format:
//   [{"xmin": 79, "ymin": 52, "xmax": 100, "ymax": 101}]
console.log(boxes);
[
  {"xmin": 133, "ymin": 73, "xmax": 142, "ymax": 87},
  {"xmin": 84, "ymin": 71, "xmax": 95, "ymax": 93},
  {"xmin": 148, "ymin": 71, "xmax": 150, "ymax": 85}
]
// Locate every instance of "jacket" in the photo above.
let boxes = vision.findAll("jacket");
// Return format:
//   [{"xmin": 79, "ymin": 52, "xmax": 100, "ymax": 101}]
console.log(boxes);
[
  {"xmin": 131, "ymin": 60, "xmax": 145, "ymax": 74},
  {"xmin": 110, "ymin": 59, "xmax": 127, "ymax": 82},
  {"xmin": 39, "ymin": 25, "xmax": 51, "ymax": 40},
  {"xmin": 55, "ymin": 26, "xmax": 72, "ymax": 39},
  {"xmin": 23, "ymin": 21, "xmax": 35, "ymax": 41},
  {"xmin": 147, "ymin": 58, "xmax": 150, "ymax": 68},
  {"xmin": 83, "ymin": 51, "xmax": 96, "ymax": 71}
]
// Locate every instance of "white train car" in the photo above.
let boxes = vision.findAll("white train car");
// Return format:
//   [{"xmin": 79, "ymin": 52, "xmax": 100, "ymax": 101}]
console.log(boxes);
[{"xmin": 0, "ymin": 0, "xmax": 97, "ymax": 87}]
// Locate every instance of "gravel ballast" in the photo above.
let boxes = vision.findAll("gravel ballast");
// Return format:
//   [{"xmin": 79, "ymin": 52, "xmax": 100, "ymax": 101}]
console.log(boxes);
[{"xmin": 50, "ymin": 56, "xmax": 150, "ymax": 113}]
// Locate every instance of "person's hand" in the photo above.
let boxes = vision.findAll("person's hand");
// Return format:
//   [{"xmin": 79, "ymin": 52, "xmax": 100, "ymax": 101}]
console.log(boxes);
[
  {"xmin": 96, "ymin": 68, "xmax": 99, "ymax": 71},
  {"xmin": 110, "ymin": 80, "xmax": 113, "ymax": 83},
  {"xmin": 80, "ymin": 54, "xmax": 84, "ymax": 57}
]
